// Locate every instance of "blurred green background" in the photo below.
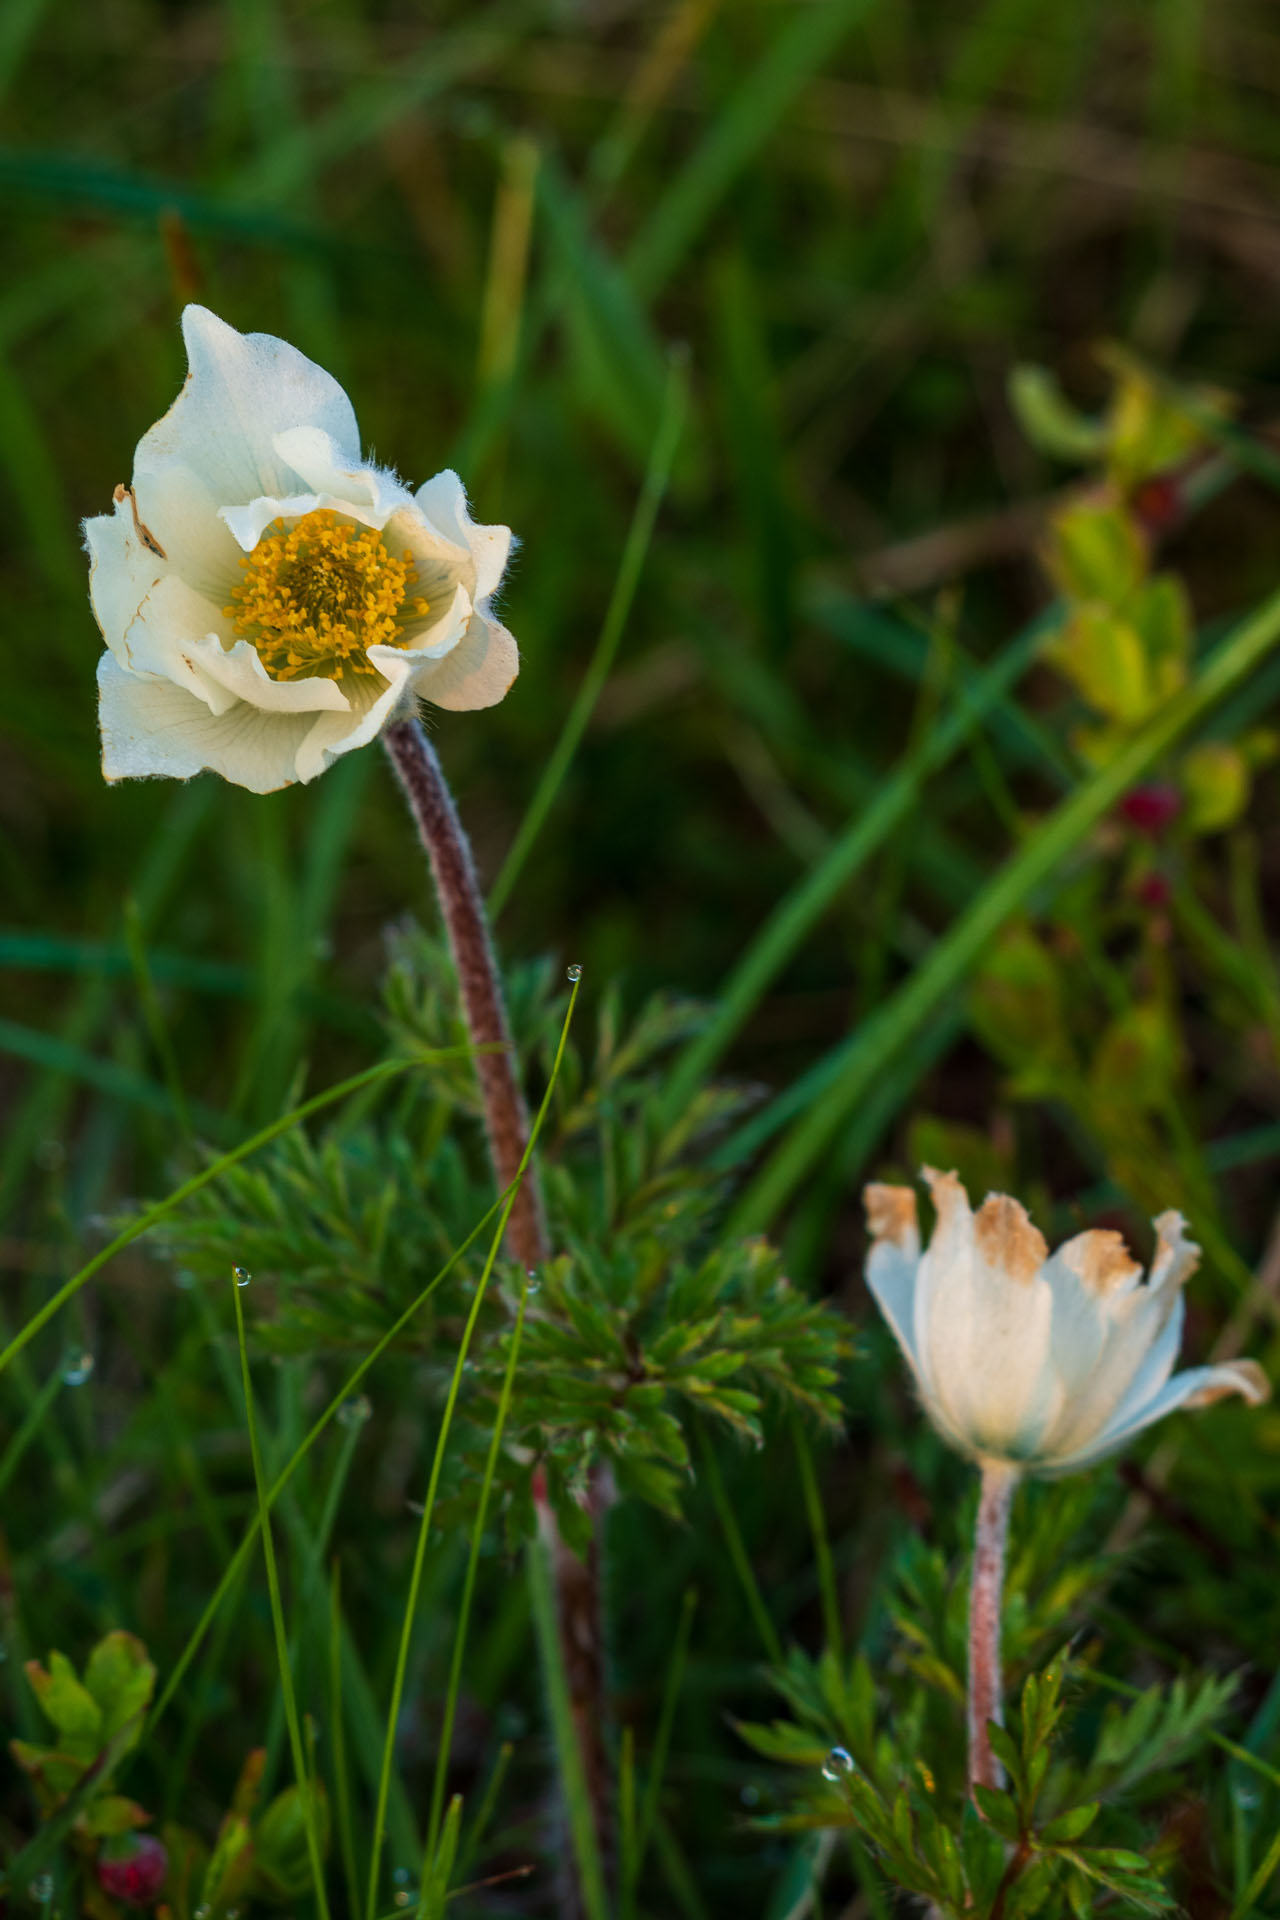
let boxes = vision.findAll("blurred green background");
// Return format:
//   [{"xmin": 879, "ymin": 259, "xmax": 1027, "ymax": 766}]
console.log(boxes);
[
  {"xmin": 8, "ymin": 1, "xmax": 1280, "ymax": 1912},
  {"xmin": 7, "ymin": 0, "xmax": 1280, "ymax": 1198}
]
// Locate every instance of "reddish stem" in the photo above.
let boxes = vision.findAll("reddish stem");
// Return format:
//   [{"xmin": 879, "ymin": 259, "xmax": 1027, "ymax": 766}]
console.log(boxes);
[
  {"xmin": 382, "ymin": 717, "xmax": 547, "ymax": 1266},
  {"xmin": 968, "ymin": 1461, "xmax": 1016, "ymax": 1796},
  {"xmin": 382, "ymin": 716, "xmax": 611, "ymax": 1913}
]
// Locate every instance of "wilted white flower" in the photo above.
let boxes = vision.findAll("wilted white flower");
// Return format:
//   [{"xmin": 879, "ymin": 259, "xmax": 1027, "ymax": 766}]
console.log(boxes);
[
  {"xmin": 86, "ymin": 306, "xmax": 517, "ymax": 794},
  {"xmin": 865, "ymin": 1168, "xmax": 1268, "ymax": 1474}
]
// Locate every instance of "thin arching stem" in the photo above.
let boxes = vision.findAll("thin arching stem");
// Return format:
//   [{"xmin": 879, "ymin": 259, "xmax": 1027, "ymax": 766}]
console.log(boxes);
[{"xmin": 968, "ymin": 1461, "xmax": 1017, "ymax": 1796}]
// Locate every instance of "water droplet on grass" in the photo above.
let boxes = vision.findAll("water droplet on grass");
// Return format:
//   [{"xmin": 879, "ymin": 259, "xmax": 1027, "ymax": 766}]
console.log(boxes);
[
  {"xmin": 29, "ymin": 1878, "xmax": 53, "ymax": 1905},
  {"xmin": 566, "ymin": 963, "xmax": 582, "ymax": 982},
  {"xmin": 821, "ymin": 1745, "xmax": 855, "ymax": 1782},
  {"xmin": 233, "ymin": 1266, "xmax": 251, "ymax": 1287},
  {"xmin": 337, "ymin": 1394, "xmax": 372, "ymax": 1430},
  {"xmin": 61, "ymin": 1350, "xmax": 94, "ymax": 1387}
]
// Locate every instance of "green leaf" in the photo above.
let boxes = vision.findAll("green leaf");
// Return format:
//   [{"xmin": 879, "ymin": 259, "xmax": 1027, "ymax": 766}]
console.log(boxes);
[
  {"xmin": 201, "ymin": 1812, "xmax": 255, "ymax": 1916},
  {"xmin": 1046, "ymin": 497, "xmax": 1147, "ymax": 606},
  {"xmin": 1008, "ymin": 365, "xmax": 1109, "ymax": 463},
  {"xmin": 1182, "ymin": 739, "xmax": 1250, "ymax": 833},
  {"xmin": 1040, "ymin": 1803, "xmax": 1100, "ymax": 1844},
  {"xmin": 1044, "ymin": 605, "xmax": 1152, "ymax": 724},
  {"xmin": 80, "ymin": 1794, "xmax": 150, "ymax": 1837},
  {"xmin": 971, "ymin": 1783, "xmax": 1020, "ymax": 1841},
  {"xmin": 731, "ymin": 1719, "xmax": 831, "ymax": 1768},
  {"xmin": 26, "ymin": 1652, "xmax": 103, "ymax": 1750},
  {"xmin": 83, "ymin": 1632, "xmax": 155, "ymax": 1743},
  {"xmin": 251, "ymin": 1783, "xmax": 331, "ymax": 1903}
]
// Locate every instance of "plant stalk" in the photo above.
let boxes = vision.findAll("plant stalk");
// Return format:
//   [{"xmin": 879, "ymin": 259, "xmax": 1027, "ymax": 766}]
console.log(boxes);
[
  {"xmin": 968, "ymin": 1461, "xmax": 1016, "ymax": 1796},
  {"xmin": 382, "ymin": 716, "xmax": 547, "ymax": 1267},
  {"xmin": 382, "ymin": 715, "xmax": 612, "ymax": 1911}
]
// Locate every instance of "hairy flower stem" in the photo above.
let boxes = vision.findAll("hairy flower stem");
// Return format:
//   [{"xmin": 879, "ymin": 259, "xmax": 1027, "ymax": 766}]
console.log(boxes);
[
  {"xmin": 968, "ymin": 1461, "xmax": 1017, "ymax": 1797},
  {"xmin": 382, "ymin": 715, "xmax": 611, "ymax": 1910},
  {"xmin": 383, "ymin": 717, "xmax": 546, "ymax": 1266}
]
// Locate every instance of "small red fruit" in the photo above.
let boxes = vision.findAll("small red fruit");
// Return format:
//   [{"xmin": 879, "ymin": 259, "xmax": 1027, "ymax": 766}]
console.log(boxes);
[
  {"xmin": 1134, "ymin": 871, "xmax": 1172, "ymax": 910},
  {"xmin": 96, "ymin": 1834, "xmax": 168, "ymax": 1908},
  {"xmin": 1120, "ymin": 782, "xmax": 1182, "ymax": 837}
]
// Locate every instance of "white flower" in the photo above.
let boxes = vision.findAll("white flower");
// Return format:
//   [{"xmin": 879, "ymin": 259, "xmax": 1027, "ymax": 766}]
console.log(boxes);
[
  {"xmin": 85, "ymin": 306, "xmax": 518, "ymax": 794},
  {"xmin": 864, "ymin": 1168, "xmax": 1268, "ymax": 1474}
]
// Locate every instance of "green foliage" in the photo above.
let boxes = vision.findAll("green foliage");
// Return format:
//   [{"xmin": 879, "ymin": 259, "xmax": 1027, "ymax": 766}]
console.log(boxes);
[
  {"xmin": 6, "ymin": 5, "xmax": 1280, "ymax": 1916},
  {"xmin": 735, "ymin": 1480, "xmax": 1246, "ymax": 1917},
  {"xmin": 163, "ymin": 929, "xmax": 848, "ymax": 1552},
  {"xmin": 12, "ymin": 1633, "xmax": 154, "ymax": 1817},
  {"xmin": 162, "ymin": 1749, "xmax": 331, "ymax": 1920}
]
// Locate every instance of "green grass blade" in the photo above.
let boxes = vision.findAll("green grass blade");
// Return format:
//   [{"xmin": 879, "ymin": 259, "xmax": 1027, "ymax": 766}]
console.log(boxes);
[
  {"xmin": 0, "ymin": 1050, "xmax": 473, "ymax": 1381},
  {"xmin": 626, "ymin": 0, "xmax": 874, "ymax": 297},
  {"xmin": 365, "ymin": 977, "xmax": 581, "ymax": 1918},
  {"xmin": 526, "ymin": 1530, "xmax": 610, "ymax": 1920},
  {"xmin": 636, "ymin": 1587, "xmax": 698, "ymax": 1875},
  {"xmin": 489, "ymin": 350, "xmax": 689, "ymax": 916},
  {"xmin": 146, "ymin": 1183, "xmax": 509, "ymax": 1739},
  {"xmin": 731, "ymin": 583, "xmax": 1280, "ymax": 1231},
  {"xmin": 232, "ymin": 1277, "xmax": 332, "ymax": 1920},
  {"xmin": 792, "ymin": 1423, "xmax": 841, "ymax": 1660},
  {"xmin": 661, "ymin": 617, "xmax": 1046, "ymax": 1120},
  {"xmin": 697, "ymin": 1431, "xmax": 782, "ymax": 1666},
  {"xmin": 425, "ymin": 1275, "xmax": 531, "ymax": 1861}
]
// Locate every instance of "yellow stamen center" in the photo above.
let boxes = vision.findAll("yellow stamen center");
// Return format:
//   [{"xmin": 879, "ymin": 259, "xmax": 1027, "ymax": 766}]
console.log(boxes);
[{"xmin": 223, "ymin": 508, "xmax": 429, "ymax": 682}]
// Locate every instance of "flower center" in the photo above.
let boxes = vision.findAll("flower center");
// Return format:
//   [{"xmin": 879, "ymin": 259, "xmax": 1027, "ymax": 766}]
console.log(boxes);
[{"xmin": 224, "ymin": 508, "xmax": 429, "ymax": 682}]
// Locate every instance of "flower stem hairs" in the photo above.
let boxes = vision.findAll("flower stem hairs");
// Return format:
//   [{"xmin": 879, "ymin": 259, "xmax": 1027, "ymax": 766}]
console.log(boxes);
[{"xmin": 863, "ymin": 1169, "xmax": 1269, "ymax": 1793}]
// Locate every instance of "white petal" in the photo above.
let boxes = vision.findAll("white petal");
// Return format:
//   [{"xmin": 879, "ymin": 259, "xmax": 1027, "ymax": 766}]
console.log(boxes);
[
  {"xmin": 182, "ymin": 635, "xmax": 351, "ymax": 715},
  {"xmin": 944, "ymin": 1194, "xmax": 1055, "ymax": 1460},
  {"xmin": 98, "ymin": 653, "xmax": 310, "ymax": 793},
  {"xmin": 293, "ymin": 648, "xmax": 419, "ymax": 781},
  {"xmin": 416, "ymin": 469, "xmax": 512, "ymax": 600},
  {"xmin": 115, "ymin": 573, "xmax": 242, "ymax": 711},
  {"xmin": 412, "ymin": 607, "xmax": 519, "ymax": 712},
  {"xmin": 864, "ymin": 1184, "xmax": 923, "ymax": 1375},
  {"xmin": 1038, "ymin": 1221, "xmax": 1188, "ymax": 1462},
  {"xmin": 85, "ymin": 498, "xmax": 166, "ymax": 653},
  {"xmin": 128, "ymin": 463, "xmax": 243, "ymax": 601},
  {"xmin": 273, "ymin": 426, "xmax": 413, "ymax": 520},
  {"xmin": 131, "ymin": 307, "xmax": 359, "ymax": 583},
  {"xmin": 220, "ymin": 492, "xmax": 326, "ymax": 552},
  {"xmin": 1049, "ymin": 1358, "xmax": 1270, "ymax": 1474},
  {"xmin": 912, "ymin": 1169, "xmax": 976, "ymax": 1440},
  {"xmin": 1148, "ymin": 1210, "xmax": 1200, "ymax": 1293}
]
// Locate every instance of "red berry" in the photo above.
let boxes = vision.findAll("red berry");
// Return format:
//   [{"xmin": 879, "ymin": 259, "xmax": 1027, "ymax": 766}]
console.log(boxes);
[
  {"xmin": 96, "ymin": 1835, "xmax": 168, "ymax": 1908},
  {"xmin": 1133, "ymin": 474, "xmax": 1181, "ymax": 533},
  {"xmin": 1120, "ymin": 782, "xmax": 1181, "ymax": 837},
  {"xmin": 1135, "ymin": 871, "xmax": 1172, "ymax": 909}
]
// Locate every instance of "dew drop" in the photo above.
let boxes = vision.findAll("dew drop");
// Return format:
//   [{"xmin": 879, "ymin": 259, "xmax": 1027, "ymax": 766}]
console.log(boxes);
[
  {"xmin": 566, "ymin": 963, "xmax": 582, "ymax": 982},
  {"xmin": 820, "ymin": 1745, "xmax": 855, "ymax": 1783},
  {"xmin": 233, "ymin": 1266, "xmax": 251, "ymax": 1287},
  {"xmin": 1236, "ymin": 1780, "xmax": 1262, "ymax": 1811},
  {"xmin": 60, "ymin": 1350, "xmax": 95, "ymax": 1387},
  {"xmin": 392, "ymin": 1870, "xmax": 411, "ymax": 1887},
  {"xmin": 525, "ymin": 1267, "xmax": 541, "ymax": 1295},
  {"xmin": 29, "ymin": 1878, "xmax": 53, "ymax": 1905},
  {"xmin": 337, "ymin": 1393, "xmax": 372, "ymax": 1430}
]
